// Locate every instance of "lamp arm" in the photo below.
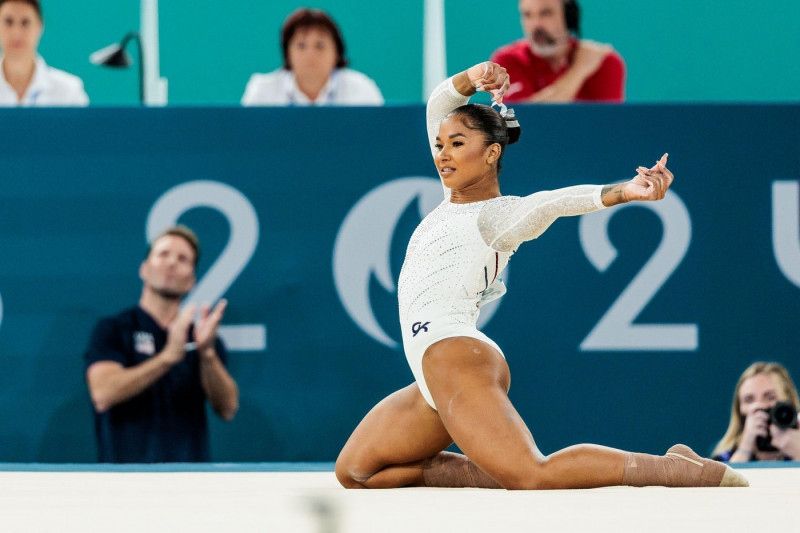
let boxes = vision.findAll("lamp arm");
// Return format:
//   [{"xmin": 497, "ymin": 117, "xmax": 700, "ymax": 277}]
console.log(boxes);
[
  {"xmin": 119, "ymin": 32, "xmax": 145, "ymax": 105},
  {"xmin": 135, "ymin": 36, "xmax": 144, "ymax": 105}
]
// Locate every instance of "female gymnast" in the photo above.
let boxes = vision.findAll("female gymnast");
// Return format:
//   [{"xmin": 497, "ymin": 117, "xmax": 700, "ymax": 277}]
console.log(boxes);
[{"xmin": 335, "ymin": 60, "xmax": 748, "ymax": 490}]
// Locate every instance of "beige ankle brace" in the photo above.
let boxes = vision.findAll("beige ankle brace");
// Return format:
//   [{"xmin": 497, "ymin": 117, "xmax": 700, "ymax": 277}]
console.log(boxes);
[
  {"xmin": 623, "ymin": 444, "xmax": 748, "ymax": 487},
  {"xmin": 422, "ymin": 451, "xmax": 502, "ymax": 488}
]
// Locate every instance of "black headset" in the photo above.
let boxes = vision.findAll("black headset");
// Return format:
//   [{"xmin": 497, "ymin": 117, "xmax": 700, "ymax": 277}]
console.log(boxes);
[{"xmin": 564, "ymin": 0, "xmax": 580, "ymax": 36}]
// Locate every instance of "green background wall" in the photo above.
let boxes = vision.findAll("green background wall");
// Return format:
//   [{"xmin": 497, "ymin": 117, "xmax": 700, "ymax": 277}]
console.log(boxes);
[{"xmin": 34, "ymin": 0, "xmax": 800, "ymax": 105}]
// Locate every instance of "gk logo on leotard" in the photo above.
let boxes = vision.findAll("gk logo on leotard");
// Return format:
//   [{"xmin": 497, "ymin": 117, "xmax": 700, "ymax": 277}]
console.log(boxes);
[
  {"xmin": 412, "ymin": 321, "xmax": 430, "ymax": 336},
  {"xmin": 332, "ymin": 177, "xmax": 504, "ymax": 349}
]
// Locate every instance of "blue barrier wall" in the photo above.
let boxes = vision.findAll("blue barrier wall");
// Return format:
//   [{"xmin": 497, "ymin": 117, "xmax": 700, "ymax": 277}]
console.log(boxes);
[{"xmin": 0, "ymin": 104, "xmax": 798, "ymax": 462}]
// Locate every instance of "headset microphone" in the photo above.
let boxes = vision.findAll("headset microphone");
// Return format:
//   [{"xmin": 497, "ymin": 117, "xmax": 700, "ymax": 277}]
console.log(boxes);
[{"xmin": 564, "ymin": 0, "xmax": 581, "ymax": 37}]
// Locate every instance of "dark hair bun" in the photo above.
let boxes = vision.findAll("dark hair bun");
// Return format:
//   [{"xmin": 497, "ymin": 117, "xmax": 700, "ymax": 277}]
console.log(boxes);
[{"xmin": 503, "ymin": 107, "xmax": 522, "ymax": 145}]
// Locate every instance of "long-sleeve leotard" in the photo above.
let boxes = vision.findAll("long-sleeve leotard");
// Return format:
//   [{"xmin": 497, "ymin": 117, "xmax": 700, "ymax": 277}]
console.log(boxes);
[{"xmin": 397, "ymin": 77, "xmax": 606, "ymax": 331}]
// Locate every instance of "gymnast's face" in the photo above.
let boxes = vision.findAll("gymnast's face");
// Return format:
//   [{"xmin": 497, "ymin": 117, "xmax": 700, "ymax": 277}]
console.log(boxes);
[
  {"xmin": 287, "ymin": 26, "xmax": 338, "ymax": 82},
  {"xmin": 0, "ymin": 1, "xmax": 42, "ymax": 59},
  {"xmin": 434, "ymin": 115, "xmax": 499, "ymax": 190}
]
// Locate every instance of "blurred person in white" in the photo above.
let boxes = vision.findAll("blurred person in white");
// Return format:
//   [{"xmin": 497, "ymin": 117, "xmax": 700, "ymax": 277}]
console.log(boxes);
[
  {"xmin": 0, "ymin": 0, "xmax": 88, "ymax": 106},
  {"xmin": 242, "ymin": 7, "xmax": 383, "ymax": 106}
]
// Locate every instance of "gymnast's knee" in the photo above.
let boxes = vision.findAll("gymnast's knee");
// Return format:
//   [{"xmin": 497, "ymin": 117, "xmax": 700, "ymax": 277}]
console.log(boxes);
[
  {"xmin": 493, "ymin": 457, "xmax": 559, "ymax": 490},
  {"xmin": 334, "ymin": 456, "xmax": 369, "ymax": 489}
]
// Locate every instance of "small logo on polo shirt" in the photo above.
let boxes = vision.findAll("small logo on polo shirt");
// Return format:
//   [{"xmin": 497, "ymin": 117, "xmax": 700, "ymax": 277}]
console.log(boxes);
[{"xmin": 134, "ymin": 331, "xmax": 156, "ymax": 356}]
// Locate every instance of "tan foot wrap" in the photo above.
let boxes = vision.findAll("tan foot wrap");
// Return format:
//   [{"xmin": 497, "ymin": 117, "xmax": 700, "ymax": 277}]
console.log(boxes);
[
  {"xmin": 623, "ymin": 444, "xmax": 748, "ymax": 488},
  {"xmin": 422, "ymin": 451, "xmax": 502, "ymax": 488}
]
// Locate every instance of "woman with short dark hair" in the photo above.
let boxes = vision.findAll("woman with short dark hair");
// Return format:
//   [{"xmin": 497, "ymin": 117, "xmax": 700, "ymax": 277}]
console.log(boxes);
[{"xmin": 242, "ymin": 8, "xmax": 383, "ymax": 106}]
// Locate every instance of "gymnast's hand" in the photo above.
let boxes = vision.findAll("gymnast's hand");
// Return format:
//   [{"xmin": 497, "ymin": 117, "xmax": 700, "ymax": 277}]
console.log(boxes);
[
  {"xmin": 466, "ymin": 61, "xmax": 511, "ymax": 104},
  {"xmin": 626, "ymin": 153, "xmax": 674, "ymax": 202},
  {"xmin": 600, "ymin": 154, "xmax": 674, "ymax": 206}
]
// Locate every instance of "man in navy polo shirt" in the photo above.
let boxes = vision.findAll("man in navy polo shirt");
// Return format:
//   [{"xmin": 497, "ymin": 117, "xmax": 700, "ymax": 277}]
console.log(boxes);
[{"xmin": 84, "ymin": 225, "xmax": 239, "ymax": 463}]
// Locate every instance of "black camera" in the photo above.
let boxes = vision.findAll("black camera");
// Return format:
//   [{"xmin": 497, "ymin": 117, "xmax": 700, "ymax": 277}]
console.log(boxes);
[{"xmin": 755, "ymin": 401, "xmax": 799, "ymax": 452}]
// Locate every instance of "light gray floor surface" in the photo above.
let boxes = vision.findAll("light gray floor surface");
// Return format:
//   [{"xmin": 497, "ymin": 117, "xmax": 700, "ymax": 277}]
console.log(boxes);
[{"xmin": 0, "ymin": 466, "xmax": 795, "ymax": 532}]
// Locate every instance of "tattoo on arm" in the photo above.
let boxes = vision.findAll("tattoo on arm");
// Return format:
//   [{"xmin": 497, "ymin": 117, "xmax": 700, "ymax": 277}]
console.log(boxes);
[{"xmin": 601, "ymin": 184, "xmax": 627, "ymax": 207}]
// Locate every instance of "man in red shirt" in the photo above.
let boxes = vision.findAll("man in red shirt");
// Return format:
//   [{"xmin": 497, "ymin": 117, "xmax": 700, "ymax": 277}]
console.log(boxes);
[{"xmin": 490, "ymin": 0, "xmax": 625, "ymax": 103}]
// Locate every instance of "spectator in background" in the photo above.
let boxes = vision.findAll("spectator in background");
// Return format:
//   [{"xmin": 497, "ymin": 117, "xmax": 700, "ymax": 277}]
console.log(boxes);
[
  {"xmin": 0, "ymin": 0, "xmax": 88, "ymax": 105},
  {"xmin": 242, "ymin": 7, "xmax": 383, "ymax": 106},
  {"xmin": 84, "ymin": 225, "xmax": 239, "ymax": 463},
  {"xmin": 490, "ymin": 0, "xmax": 624, "ymax": 103},
  {"xmin": 713, "ymin": 362, "xmax": 800, "ymax": 462}
]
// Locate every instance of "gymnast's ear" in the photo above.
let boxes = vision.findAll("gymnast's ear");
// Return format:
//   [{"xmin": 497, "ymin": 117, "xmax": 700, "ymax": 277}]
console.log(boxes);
[{"xmin": 486, "ymin": 143, "xmax": 502, "ymax": 166}]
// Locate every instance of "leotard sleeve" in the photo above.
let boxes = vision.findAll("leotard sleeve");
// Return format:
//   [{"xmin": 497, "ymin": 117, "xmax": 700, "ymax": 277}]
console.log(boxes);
[
  {"xmin": 426, "ymin": 78, "xmax": 471, "ymax": 199},
  {"xmin": 480, "ymin": 185, "xmax": 606, "ymax": 252}
]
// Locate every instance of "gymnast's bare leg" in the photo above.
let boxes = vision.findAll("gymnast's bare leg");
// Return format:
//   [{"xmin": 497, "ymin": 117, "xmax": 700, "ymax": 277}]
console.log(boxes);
[
  {"xmin": 421, "ymin": 337, "xmax": 746, "ymax": 489},
  {"xmin": 335, "ymin": 381, "xmax": 501, "ymax": 488},
  {"xmin": 336, "ymin": 336, "xmax": 748, "ymax": 489}
]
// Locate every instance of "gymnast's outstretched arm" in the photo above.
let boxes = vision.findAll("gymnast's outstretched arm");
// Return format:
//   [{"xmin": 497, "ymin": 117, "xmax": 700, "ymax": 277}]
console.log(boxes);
[{"xmin": 483, "ymin": 154, "xmax": 674, "ymax": 252}]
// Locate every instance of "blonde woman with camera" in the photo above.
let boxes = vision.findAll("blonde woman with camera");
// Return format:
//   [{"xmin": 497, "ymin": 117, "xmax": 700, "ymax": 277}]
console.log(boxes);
[{"xmin": 713, "ymin": 362, "xmax": 800, "ymax": 462}]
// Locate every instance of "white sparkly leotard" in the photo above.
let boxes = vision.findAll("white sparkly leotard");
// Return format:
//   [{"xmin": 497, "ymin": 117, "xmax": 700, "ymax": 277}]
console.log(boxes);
[{"xmin": 398, "ymin": 77, "xmax": 607, "ymax": 409}]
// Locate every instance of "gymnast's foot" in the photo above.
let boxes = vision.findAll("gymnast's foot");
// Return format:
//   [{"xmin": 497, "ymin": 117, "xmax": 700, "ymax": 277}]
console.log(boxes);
[{"xmin": 664, "ymin": 444, "xmax": 749, "ymax": 487}]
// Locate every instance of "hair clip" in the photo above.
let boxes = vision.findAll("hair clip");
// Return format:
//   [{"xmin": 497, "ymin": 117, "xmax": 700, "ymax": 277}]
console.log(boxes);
[{"xmin": 492, "ymin": 100, "xmax": 519, "ymax": 128}]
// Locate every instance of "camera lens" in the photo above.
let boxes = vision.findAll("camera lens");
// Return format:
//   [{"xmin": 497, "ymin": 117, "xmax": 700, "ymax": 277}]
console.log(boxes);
[{"xmin": 770, "ymin": 402, "xmax": 799, "ymax": 429}]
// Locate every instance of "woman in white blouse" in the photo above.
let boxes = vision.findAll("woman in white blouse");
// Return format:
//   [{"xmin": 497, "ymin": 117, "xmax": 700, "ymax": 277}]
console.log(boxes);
[
  {"xmin": 242, "ymin": 8, "xmax": 383, "ymax": 107},
  {"xmin": 0, "ymin": 0, "xmax": 88, "ymax": 106}
]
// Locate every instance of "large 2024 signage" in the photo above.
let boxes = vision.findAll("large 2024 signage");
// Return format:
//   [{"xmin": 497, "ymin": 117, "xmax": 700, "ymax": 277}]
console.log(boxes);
[{"xmin": 2, "ymin": 180, "xmax": 795, "ymax": 353}]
